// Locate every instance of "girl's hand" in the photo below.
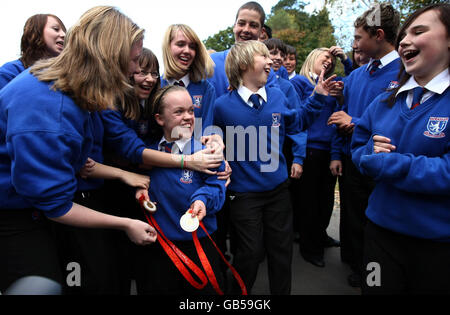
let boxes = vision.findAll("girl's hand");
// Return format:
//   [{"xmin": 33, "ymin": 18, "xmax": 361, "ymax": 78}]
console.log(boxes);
[
  {"xmin": 79, "ymin": 158, "xmax": 96, "ymax": 179},
  {"xmin": 124, "ymin": 218, "xmax": 157, "ymax": 245},
  {"xmin": 290, "ymin": 163, "xmax": 303, "ymax": 179},
  {"xmin": 217, "ymin": 160, "xmax": 232, "ymax": 187},
  {"xmin": 190, "ymin": 200, "xmax": 206, "ymax": 221},
  {"xmin": 201, "ymin": 134, "xmax": 225, "ymax": 152},
  {"xmin": 330, "ymin": 160, "xmax": 343, "ymax": 176},
  {"xmin": 185, "ymin": 147, "xmax": 223, "ymax": 174},
  {"xmin": 120, "ymin": 171, "xmax": 150, "ymax": 189},
  {"xmin": 329, "ymin": 46, "xmax": 347, "ymax": 61},
  {"xmin": 373, "ymin": 135, "xmax": 396, "ymax": 154},
  {"xmin": 327, "ymin": 110, "xmax": 352, "ymax": 129},
  {"xmin": 136, "ymin": 189, "xmax": 149, "ymax": 203},
  {"xmin": 314, "ymin": 69, "xmax": 338, "ymax": 96},
  {"xmin": 329, "ymin": 81, "xmax": 344, "ymax": 98}
]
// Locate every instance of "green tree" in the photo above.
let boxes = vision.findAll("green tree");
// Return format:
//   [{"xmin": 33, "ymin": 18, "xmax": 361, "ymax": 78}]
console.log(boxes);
[{"xmin": 203, "ymin": 26, "xmax": 235, "ymax": 52}]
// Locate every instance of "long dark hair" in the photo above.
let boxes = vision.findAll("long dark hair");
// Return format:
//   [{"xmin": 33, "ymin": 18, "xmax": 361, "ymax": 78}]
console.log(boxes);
[{"xmin": 385, "ymin": 3, "xmax": 450, "ymax": 107}]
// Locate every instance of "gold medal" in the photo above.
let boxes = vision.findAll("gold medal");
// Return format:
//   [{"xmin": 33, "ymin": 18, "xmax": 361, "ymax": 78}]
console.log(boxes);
[{"xmin": 143, "ymin": 200, "xmax": 157, "ymax": 213}]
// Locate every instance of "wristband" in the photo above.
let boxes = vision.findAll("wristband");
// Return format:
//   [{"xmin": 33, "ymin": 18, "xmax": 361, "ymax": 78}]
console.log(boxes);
[{"xmin": 181, "ymin": 155, "xmax": 184, "ymax": 169}]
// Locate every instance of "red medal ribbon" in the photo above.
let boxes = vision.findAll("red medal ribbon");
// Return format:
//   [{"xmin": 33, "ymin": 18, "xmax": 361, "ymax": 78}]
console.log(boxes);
[{"xmin": 139, "ymin": 196, "xmax": 247, "ymax": 295}]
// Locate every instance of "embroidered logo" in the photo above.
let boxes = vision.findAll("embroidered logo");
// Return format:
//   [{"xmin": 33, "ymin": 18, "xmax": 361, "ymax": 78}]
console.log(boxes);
[
  {"xmin": 272, "ymin": 113, "xmax": 281, "ymax": 127},
  {"xmin": 424, "ymin": 117, "xmax": 448, "ymax": 138},
  {"xmin": 387, "ymin": 81, "xmax": 399, "ymax": 90},
  {"xmin": 180, "ymin": 169, "xmax": 194, "ymax": 184},
  {"xmin": 193, "ymin": 95, "xmax": 202, "ymax": 109}
]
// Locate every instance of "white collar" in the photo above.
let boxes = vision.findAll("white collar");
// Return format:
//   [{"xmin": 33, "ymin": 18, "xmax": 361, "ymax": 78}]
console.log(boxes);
[
  {"xmin": 309, "ymin": 72, "xmax": 318, "ymax": 81},
  {"xmin": 366, "ymin": 50, "xmax": 399, "ymax": 71},
  {"xmin": 237, "ymin": 85, "xmax": 267, "ymax": 107},
  {"xmin": 288, "ymin": 71, "xmax": 296, "ymax": 80},
  {"xmin": 396, "ymin": 69, "xmax": 450, "ymax": 96},
  {"xmin": 167, "ymin": 73, "xmax": 190, "ymax": 88},
  {"xmin": 158, "ymin": 136, "xmax": 191, "ymax": 154}
]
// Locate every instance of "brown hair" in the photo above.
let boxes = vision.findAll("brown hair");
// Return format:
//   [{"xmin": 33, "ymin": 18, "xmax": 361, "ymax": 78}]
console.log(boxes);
[
  {"xmin": 354, "ymin": 3, "xmax": 400, "ymax": 45},
  {"xmin": 30, "ymin": 6, "xmax": 144, "ymax": 112},
  {"xmin": 235, "ymin": 1, "xmax": 265, "ymax": 28},
  {"xmin": 20, "ymin": 14, "xmax": 66, "ymax": 68},
  {"xmin": 385, "ymin": 3, "xmax": 450, "ymax": 107},
  {"xmin": 149, "ymin": 85, "xmax": 187, "ymax": 141},
  {"xmin": 121, "ymin": 48, "xmax": 160, "ymax": 121}
]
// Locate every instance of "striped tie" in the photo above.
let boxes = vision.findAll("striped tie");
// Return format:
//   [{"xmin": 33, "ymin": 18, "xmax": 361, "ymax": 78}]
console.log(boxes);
[
  {"xmin": 161, "ymin": 141, "xmax": 173, "ymax": 153},
  {"xmin": 249, "ymin": 94, "xmax": 260, "ymax": 110},
  {"xmin": 369, "ymin": 60, "xmax": 381, "ymax": 75},
  {"xmin": 411, "ymin": 87, "xmax": 425, "ymax": 110}
]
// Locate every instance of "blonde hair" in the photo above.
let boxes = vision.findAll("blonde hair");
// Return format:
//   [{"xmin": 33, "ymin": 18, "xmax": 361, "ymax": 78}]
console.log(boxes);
[
  {"xmin": 162, "ymin": 24, "xmax": 214, "ymax": 82},
  {"xmin": 225, "ymin": 40, "xmax": 270, "ymax": 90},
  {"xmin": 300, "ymin": 48, "xmax": 336, "ymax": 86},
  {"xmin": 30, "ymin": 6, "xmax": 144, "ymax": 111}
]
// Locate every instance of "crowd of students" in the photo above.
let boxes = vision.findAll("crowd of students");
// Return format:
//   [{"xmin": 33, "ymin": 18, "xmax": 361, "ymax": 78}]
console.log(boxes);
[{"xmin": 0, "ymin": 1, "xmax": 449, "ymax": 295}]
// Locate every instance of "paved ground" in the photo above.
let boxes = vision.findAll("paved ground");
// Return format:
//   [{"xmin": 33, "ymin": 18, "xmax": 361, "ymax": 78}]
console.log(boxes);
[{"xmin": 251, "ymin": 190, "xmax": 361, "ymax": 295}]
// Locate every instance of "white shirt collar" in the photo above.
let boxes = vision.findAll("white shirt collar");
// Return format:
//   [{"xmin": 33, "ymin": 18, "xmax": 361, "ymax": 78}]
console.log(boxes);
[
  {"xmin": 237, "ymin": 85, "xmax": 267, "ymax": 107},
  {"xmin": 158, "ymin": 135, "xmax": 191, "ymax": 154},
  {"xmin": 167, "ymin": 73, "xmax": 190, "ymax": 88},
  {"xmin": 366, "ymin": 50, "xmax": 399, "ymax": 71},
  {"xmin": 396, "ymin": 69, "xmax": 449, "ymax": 108},
  {"xmin": 397, "ymin": 69, "xmax": 450, "ymax": 96},
  {"xmin": 288, "ymin": 71, "xmax": 297, "ymax": 80}
]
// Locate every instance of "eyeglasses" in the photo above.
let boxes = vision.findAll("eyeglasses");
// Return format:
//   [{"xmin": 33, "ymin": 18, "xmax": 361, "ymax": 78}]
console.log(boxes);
[{"xmin": 137, "ymin": 70, "xmax": 159, "ymax": 79}]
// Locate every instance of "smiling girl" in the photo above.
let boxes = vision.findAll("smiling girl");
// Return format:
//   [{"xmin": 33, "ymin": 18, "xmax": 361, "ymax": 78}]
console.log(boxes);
[
  {"xmin": 290, "ymin": 48, "xmax": 344, "ymax": 268},
  {"xmin": 134, "ymin": 85, "xmax": 226, "ymax": 295},
  {"xmin": 0, "ymin": 14, "xmax": 66, "ymax": 89},
  {"xmin": 351, "ymin": 3, "xmax": 450, "ymax": 294}
]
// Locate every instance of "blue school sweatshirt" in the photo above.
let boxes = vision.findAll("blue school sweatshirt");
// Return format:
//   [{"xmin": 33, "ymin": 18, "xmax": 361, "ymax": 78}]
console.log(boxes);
[
  {"xmin": 214, "ymin": 86, "xmax": 325, "ymax": 193},
  {"xmin": 291, "ymin": 75, "xmax": 342, "ymax": 160},
  {"xmin": 0, "ymin": 59, "xmax": 25, "ymax": 90},
  {"xmin": 341, "ymin": 58, "xmax": 401, "ymax": 156},
  {"xmin": 161, "ymin": 78, "xmax": 216, "ymax": 135},
  {"xmin": 100, "ymin": 109, "xmax": 147, "ymax": 165},
  {"xmin": 0, "ymin": 70, "xmax": 93, "ymax": 218},
  {"xmin": 351, "ymin": 89, "xmax": 450, "ymax": 241},
  {"xmin": 144, "ymin": 138, "xmax": 226, "ymax": 241},
  {"xmin": 277, "ymin": 76, "xmax": 307, "ymax": 165},
  {"xmin": 76, "ymin": 111, "xmax": 104, "ymax": 192}
]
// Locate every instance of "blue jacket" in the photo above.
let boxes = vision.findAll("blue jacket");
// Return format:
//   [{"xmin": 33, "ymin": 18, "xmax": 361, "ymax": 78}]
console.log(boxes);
[
  {"xmin": 290, "ymin": 75, "xmax": 342, "ymax": 160},
  {"xmin": 340, "ymin": 58, "xmax": 402, "ymax": 156},
  {"xmin": 144, "ymin": 137, "xmax": 226, "ymax": 241},
  {"xmin": 0, "ymin": 70, "xmax": 93, "ymax": 217},
  {"xmin": 351, "ymin": 88, "xmax": 450, "ymax": 241},
  {"xmin": 0, "ymin": 59, "xmax": 25, "ymax": 90},
  {"xmin": 214, "ymin": 86, "xmax": 325, "ymax": 193}
]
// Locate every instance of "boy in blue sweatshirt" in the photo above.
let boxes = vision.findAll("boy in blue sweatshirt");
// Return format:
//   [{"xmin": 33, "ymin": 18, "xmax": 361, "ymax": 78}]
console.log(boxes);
[
  {"xmin": 327, "ymin": 3, "xmax": 401, "ymax": 287},
  {"xmin": 214, "ymin": 40, "xmax": 337, "ymax": 294},
  {"xmin": 135, "ymin": 85, "xmax": 226, "ymax": 295},
  {"xmin": 351, "ymin": 3, "xmax": 450, "ymax": 294}
]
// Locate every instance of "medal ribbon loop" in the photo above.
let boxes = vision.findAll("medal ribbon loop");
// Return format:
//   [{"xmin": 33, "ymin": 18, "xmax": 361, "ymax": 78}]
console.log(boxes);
[{"xmin": 139, "ymin": 195, "xmax": 247, "ymax": 295}]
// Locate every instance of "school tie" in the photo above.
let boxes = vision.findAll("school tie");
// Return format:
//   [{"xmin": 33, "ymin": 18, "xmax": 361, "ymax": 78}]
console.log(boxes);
[
  {"xmin": 249, "ymin": 93, "xmax": 261, "ymax": 110},
  {"xmin": 160, "ymin": 141, "xmax": 174, "ymax": 153},
  {"xmin": 369, "ymin": 59, "xmax": 381, "ymax": 75},
  {"xmin": 411, "ymin": 86, "xmax": 426, "ymax": 110},
  {"xmin": 174, "ymin": 80, "xmax": 185, "ymax": 87}
]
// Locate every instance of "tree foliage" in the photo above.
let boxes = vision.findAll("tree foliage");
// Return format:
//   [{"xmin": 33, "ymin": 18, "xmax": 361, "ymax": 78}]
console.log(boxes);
[{"xmin": 203, "ymin": 26, "xmax": 235, "ymax": 52}]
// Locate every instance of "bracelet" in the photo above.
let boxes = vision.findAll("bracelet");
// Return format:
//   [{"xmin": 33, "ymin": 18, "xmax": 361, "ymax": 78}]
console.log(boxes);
[{"xmin": 181, "ymin": 155, "xmax": 184, "ymax": 169}]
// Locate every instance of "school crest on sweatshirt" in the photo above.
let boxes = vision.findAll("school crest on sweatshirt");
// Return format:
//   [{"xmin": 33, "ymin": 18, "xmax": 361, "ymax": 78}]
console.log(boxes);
[
  {"xmin": 424, "ymin": 117, "xmax": 448, "ymax": 139},
  {"xmin": 180, "ymin": 169, "xmax": 194, "ymax": 184},
  {"xmin": 272, "ymin": 113, "xmax": 281, "ymax": 127},
  {"xmin": 193, "ymin": 95, "xmax": 202, "ymax": 109}
]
